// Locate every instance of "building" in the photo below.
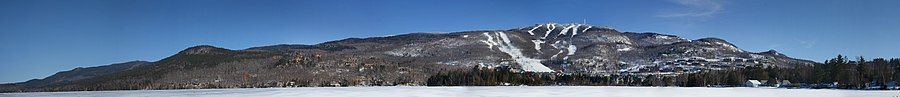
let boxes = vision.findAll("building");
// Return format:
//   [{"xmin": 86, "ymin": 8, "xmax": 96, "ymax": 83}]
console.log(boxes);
[
  {"xmin": 745, "ymin": 80, "xmax": 762, "ymax": 87},
  {"xmin": 778, "ymin": 80, "xmax": 792, "ymax": 87},
  {"xmin": 865, "ymin": 81, "xmax": 883, "ymax": 90},
  {"xmin": 886, "ymin": 81, "xmax": 898, "ymax": 90}
]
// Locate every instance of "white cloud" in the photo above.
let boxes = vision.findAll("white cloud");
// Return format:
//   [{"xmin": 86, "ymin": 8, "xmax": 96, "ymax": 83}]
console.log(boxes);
[{"xmin": 659, "ymin": 0, "xmax": 723, "ymax": 17}]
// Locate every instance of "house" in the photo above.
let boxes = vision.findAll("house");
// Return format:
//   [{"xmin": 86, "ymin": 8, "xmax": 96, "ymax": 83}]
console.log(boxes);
[
  {"xmin": 745, "ymin": 80, "xmax": 762, "ymax": 87},
  {"xmin": 778, "ymin": 80, "xmax": 792, "ymax": 87},
  {"xmin": 812, "ymin": 82, "xmax": 840, "ymax": 88},
  {"xmin": 831, "ymin": 82, "xmax": 839, "ymax": 88},
  {"xmin": 886, "ymin": 81, "xmax": 898, "ymax": 90},
  {"xmin": 865, "ymin": 81, "xmax": 883, "ymax": 90},
  {"xmin": 759, "ymin": 80, "xmax": 770, "ymax": 86},
  {"xmin": 756, "ymin": 80, "xmax": 792, "ymax": 87}
]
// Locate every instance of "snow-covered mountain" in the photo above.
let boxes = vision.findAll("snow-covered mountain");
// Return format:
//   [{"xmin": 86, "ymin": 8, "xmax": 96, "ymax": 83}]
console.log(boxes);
[
  {"xmin": 289, "ymin": 23, "xmax": 815, "ymax": 74},
  {"xmin": 0, "ymin": 23, "xmax": 816, "ymax": 92}
]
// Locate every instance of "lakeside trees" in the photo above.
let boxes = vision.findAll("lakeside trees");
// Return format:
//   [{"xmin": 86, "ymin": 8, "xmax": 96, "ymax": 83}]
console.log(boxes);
[
  {"xmin": 4, "ymin": 55, "xmax": 897, "ymax": 92},
  {"xmin": 427, "ymin": 55, "xmax": 900, "ymax": 90}
]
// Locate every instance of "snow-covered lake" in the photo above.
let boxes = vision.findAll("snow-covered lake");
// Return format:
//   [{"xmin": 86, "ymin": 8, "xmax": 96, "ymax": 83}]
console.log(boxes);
[{"xmin": 1, "ymin": 86, "xmax": 896, "ymax": 97}]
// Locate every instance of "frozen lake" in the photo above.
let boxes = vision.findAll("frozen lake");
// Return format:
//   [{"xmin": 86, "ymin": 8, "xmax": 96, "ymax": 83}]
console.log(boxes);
[{"xmin": 1, "ymin": 86, "xmax": 896, "ymax": 97}]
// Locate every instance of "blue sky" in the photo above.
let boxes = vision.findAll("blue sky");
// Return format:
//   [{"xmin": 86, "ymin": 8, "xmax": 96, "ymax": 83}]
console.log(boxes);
[{"xmin": 1, "ymin": 0, "xmax": 898, "ymax": 83}]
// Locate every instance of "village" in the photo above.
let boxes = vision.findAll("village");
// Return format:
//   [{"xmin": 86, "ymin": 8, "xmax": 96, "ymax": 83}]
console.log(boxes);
[{"xmin": 743, "ymin": 79, "xmax": 899, "ymax": 90}]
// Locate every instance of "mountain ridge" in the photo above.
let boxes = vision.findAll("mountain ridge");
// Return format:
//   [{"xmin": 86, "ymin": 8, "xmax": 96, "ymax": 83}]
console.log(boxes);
[{"xmin": 0, "ymin": 23, "xmax": 818, "ymax": 92}]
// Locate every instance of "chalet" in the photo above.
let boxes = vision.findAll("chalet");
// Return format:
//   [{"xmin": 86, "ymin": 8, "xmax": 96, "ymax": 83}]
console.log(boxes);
[
  {"xmin": 865, "ymin": 81, "xmax": 883, "ymax": 90},
  {"xmin": 745, "ymin": 80, "xmax": 762, "ymax": 87},
  {"xmin": 886, "ymin": 81, "xmax": 898, "ymax": 90},
  {"xmin": 778, "ymin": 80, "xmax": 792, "ymax": 87},
  {"xmin": 759, "ymin": 80, "xmax": 769, "ymax": 86}
]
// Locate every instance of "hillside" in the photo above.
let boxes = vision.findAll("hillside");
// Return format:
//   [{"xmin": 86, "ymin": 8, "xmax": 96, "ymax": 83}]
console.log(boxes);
[{"xmin": 0, "ymin": 23, "xmax": 818, "ymax": 92}]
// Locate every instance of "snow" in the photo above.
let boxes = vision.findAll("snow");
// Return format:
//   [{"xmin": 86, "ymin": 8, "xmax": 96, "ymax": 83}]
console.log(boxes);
[
  {"xmin": 550, "ymin": 50, "xmax": 564, "ymax": 59},
  {"xmin": 487, "ymin": 32, "xmax": 554, "ymax": 72},
  {"xmin": 384, "ymin": 47, "xmax": 423, "ymax": 57},
  {"xmin": 713, "ymin": 42, "xmax": 743, "ymax": 52},
  {"xmin": 7, "ymin": 86, "xmax": 894, "ymax": 97},
  {"xmin": 496, "ymin": 32, "xmax": 513, "ymax": 47},
  {"xmin": 558, "ymin": 24, "xmax": 576, "ymax": 36},
  {"xmin": 617, "ymin": 46, "xmax": 632, "ymax": 51},
  {"xmin": 603, "ymin": 35, "xmax": 633, "ymax": 45},
  {"xmin": 480, "ymin": 40, "xmax": 493, "ymax": 49},
  {"xmin": 750, "ymin": 54, "xmax": 766, "ymax": 59},
  {"xmin": 654, "ymin": 35, "xmax": 675, "ymax": 40},
  {"xmin": 542, "ymin": 23, "xmax": 556, "ymax": 39},
  {"xmin": 526, "ymin": 24, "xmax": 543, "ymax": 35},
  {"xmin": 481, "ymin": 33, "xmax": 500, "ymax": 49},
  {"xmin": 566, "ymin": 45, "xmax": 577, "ymax": 55},
  {"xmin": 530, "ymin": 40, "xmax": 545, "ymax": 51},
  {"xmin": 570, "ymin": 24, "xmax": 581, "ymax": 36},
  {"xmin": 580, "ymin": 26, "xmax": 591, "ymax": 34}
]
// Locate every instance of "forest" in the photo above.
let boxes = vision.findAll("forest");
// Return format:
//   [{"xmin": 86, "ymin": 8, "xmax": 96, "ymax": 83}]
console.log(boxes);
[
  {"xmin": 427, "ymin": 55, "xmax": 900, "ymax": 90},
  {"xmin": 3, "ymin": 55, "xmax": 897, "ymax": 92}
]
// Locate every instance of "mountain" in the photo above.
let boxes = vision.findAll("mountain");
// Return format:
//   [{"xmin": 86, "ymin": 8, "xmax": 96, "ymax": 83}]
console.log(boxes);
[
  {"xmin": 0, "ymin": 23, "xmax": 817, "ymax": 92},
  {"xmin": 0, "ymin": 61, "xmax": 150, "ymax": 91},
  {"xmin": 27, "ymin": 61, "xmax": 150, "ymax": 85}
]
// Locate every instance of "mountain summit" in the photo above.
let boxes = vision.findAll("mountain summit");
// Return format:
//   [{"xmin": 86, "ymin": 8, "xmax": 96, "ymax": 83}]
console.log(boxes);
[{"xmin": 0, "ymin": 23, "xmax": 816, "ymax": 92}]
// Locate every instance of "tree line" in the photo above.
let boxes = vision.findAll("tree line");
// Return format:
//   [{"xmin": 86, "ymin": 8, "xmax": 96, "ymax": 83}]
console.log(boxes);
[{"xmin": 427, "ymin": 55, "xmax": 900, "ymax": 90}]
